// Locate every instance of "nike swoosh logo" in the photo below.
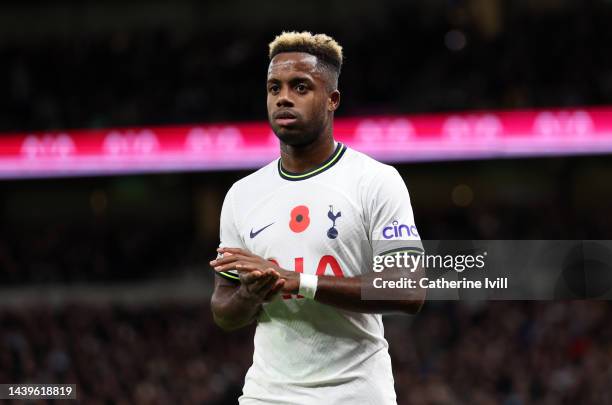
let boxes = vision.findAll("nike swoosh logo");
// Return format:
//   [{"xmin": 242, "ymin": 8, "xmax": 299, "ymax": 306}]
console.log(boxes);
[{"xmin": 250, "ymin": 222, "xmax": 274, "ymax": 239}]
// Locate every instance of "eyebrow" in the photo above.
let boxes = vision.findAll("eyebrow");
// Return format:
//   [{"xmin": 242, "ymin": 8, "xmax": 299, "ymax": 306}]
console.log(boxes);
[{"xmin": 267, "ymin": 76, "xmax": 315, "ymax": 85}]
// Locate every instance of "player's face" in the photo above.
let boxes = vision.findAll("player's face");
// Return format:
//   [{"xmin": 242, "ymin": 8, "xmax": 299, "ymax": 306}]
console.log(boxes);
[{"xmin": 267, "ymin": 52, "xmax": 334, "ymax": 147}]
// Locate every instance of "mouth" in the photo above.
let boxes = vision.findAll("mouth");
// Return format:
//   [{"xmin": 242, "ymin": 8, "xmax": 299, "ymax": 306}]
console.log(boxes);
[
  {"xmin": 273, "ymin": 110, "xmax": 298, "ymax": 126},
  {"xmin": 275, "ymin": 117, "xmax": 298, "ymax": 126}
]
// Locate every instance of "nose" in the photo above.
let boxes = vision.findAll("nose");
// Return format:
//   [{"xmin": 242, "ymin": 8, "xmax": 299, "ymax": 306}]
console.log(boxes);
[{"xmin": 276, "ymin": 87, "xmax": 294, "ymax": 108}]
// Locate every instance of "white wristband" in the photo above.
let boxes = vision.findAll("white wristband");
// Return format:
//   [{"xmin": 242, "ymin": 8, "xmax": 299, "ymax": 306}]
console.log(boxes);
[{"xmin": 299, "ymin": 273, "xmax": 318, "ymax": 299}]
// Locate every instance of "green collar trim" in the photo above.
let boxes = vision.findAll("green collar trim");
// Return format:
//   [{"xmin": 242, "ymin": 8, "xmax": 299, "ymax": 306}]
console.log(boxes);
[{"xmin": 278, "ymin": 143, "xmax": 347, "ymax": 181}]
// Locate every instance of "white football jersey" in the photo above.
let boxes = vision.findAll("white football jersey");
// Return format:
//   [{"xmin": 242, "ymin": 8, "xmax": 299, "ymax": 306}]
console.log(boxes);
[{"xmin": 217, "ymin": 143, "xmax": 421, "ymax": 405}]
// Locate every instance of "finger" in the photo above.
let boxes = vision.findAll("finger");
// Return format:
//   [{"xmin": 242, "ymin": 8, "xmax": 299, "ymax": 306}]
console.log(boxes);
[
  {"xmin": 210, "ymin": 254, "xmax": 249, "ymax": 267},
  {"xmin": 247, "ymin": 274, "xmax": 277, "ymax": 294},
  {"xmin": 263, "ymin": 278, "xmax": 286, "ymax": 301},
  {"xmin": 217, "ymin": 247, "xmax": 252, "ymax": 257},
  {"xmin": 251, "ymin": 269, "xmax": 281, "ymax": 294},
  {"xmin": 215, "ymin": 251, "xmax": 232, "ymax": 258},
  {"xmin": 234, "ymin": 262, "xmax": 271, "ymax": 274},
  {"xmin": 214, "ymin": 260, "xmax": 250, "ymax": 273},
  {"xmin": 211, "ymin": 254, "xmax": 263, "ymax": 269},
  {"xmin": 215, "ymin": 258, "xmax": 267, "ymax": 273},
  {"xmin": 241, "ymin": 267, "xmax": 279, "ymax": 284},
  {"xmin": 210, "ymin": 255, "xmax": 238, "ymax": 266},
  {"xmin": 250, "ymin": 270, "xmax": 280, "ymax": 294},
  {"xmin": 251, "ymin": 269, "xmax": 280, "ymax": 280},
  {"xmin": 240, "ymin": 270, "xmax": 265, "ymax": 284}
]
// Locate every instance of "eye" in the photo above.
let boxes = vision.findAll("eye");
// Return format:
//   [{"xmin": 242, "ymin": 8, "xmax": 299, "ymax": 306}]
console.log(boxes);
[
  {"xmin": 268, "ymin": 84, "xmax": 279, "ymax": 94},
  {"xmin": 296, "ymin": 83, "xmax": 307, "ymax": 93}
]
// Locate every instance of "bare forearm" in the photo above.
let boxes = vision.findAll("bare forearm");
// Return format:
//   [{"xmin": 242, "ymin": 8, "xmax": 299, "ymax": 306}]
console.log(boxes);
[
  {"xmin": 211, "ymin": 287, "xmax": 262, "ymax": 331},
  {"xmin": 314, "ymin": 274, "xmax": 425, "ymax": 314},
  {"xmin": 211, "ymin": 267, "xmax": 285, "ymax": 331},
  {"xmin": 312, "ymin": 265, "xmax": 427, "ymax": 314}
]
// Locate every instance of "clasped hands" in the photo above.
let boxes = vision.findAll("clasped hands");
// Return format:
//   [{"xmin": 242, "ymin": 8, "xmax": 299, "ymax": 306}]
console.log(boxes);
[{"xmin": 210, "ymin": 247, "xmax": 300, "ymax": 302}]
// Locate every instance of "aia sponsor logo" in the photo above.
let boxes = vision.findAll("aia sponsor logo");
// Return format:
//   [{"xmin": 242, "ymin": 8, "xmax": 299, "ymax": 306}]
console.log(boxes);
[{"xmin": 269, "ymin": 255, "xmax": 344, "ymax": 300}]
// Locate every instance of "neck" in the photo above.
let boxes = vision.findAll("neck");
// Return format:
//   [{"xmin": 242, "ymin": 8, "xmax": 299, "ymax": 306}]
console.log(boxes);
[{"xmin": 280, "ymin": 131, "xmax": 335, "ymax": 174}]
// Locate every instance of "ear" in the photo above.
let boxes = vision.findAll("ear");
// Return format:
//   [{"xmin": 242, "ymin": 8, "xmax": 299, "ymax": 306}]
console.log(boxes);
[{"xmin": 328, "ymin": 90, "xmax": 341, "ymax": 112}]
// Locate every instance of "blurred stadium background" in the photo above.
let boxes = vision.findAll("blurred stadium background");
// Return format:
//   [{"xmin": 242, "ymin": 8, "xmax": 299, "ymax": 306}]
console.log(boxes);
[{"xmin": 1, "ymin": 0, "xmax": 611, "ymax": 404}]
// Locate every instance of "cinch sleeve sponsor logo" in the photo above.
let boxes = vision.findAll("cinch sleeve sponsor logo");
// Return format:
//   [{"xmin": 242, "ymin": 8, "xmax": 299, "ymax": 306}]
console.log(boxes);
[{"xmin": 382, "ymin": 220, "xmax": 419, "ymax": 239}]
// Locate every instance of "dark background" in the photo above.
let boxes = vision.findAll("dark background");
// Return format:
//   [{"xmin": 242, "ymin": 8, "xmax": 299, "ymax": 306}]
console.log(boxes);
[
  {"xmin": 2, "ymin": 0, "xmax": 612, "ymax": 133},
  {"xmin": 0, "ymin": 1, "xmax": 611, "ymax": 404}
]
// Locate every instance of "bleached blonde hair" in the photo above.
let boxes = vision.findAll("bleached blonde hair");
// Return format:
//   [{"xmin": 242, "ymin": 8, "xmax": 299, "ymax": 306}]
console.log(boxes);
[
  {"xmin": 269, "ymin": 31, "xmax": 343, "ymax": 69},
  {"xmin": 268, "ymin": 31, "xmax": 343, "ymax": 89}
]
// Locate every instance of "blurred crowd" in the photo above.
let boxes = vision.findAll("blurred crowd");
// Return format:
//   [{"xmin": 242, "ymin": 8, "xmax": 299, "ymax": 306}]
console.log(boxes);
[
  {"xmin": 0, "ymin": 304, "xmax": 250, "ymax": 405},
  {"xmin": 387, "ymin": 301, "xmax": 612, "ymax": 405},
  {"xmin": 0, "ymin": 301, "xmax": 609, "ymax": 405},
  {"xmin": 0, "ymin": 221, "xmax": 203, "ymax": 285},
  {"xmin": 1, "ymin": 1, "xmax": 611, "ymax": 133}
]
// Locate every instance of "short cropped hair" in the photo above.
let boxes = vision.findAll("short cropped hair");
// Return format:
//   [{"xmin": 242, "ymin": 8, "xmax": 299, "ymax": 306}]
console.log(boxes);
[{"xmin": 268, "ymin": 31, "xmax": 343, "ymax": 89}]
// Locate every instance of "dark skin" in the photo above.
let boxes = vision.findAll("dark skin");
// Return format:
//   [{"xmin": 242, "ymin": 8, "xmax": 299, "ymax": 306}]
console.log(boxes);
[
  {"xmin": 267, "ymin": 52, "xmax": 340, "ymax": 171},
  {"xmin": 210, "ymin": 52, "xmax": 425, "ymax": 331}
]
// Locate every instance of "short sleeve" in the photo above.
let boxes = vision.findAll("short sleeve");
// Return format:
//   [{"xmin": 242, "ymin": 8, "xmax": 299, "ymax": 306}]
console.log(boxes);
[
  {"xmin": 366, "ymin": 166, "xmax": 423, "ymax": 257},
  {"xmin": 216, "ymin": 185, "xmax": 245, "ymax": 283}
]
